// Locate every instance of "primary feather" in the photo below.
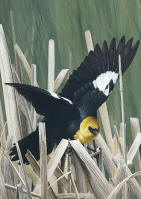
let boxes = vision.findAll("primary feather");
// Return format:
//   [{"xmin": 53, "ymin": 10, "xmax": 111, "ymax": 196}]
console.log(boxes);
[{"xmin": 61, "ymin": 36, "xmax": 139, "ymax": 101}]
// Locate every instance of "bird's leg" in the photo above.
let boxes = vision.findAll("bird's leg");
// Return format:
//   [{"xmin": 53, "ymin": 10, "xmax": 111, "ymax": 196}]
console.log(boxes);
[
  {"xmin": 97, "ymin": 148, "xmax": 103, "ymax": 171},
  {"xmin": 87, "ymin": 140, "xmax": 97, "ymax": 153},
  {"xmin": 87, "ymin": 144, "xmax": 99, "ymax": 163},
  {"xmin": 88, "ymin": 142, "xmax": 103, "ymax": 171},
  {"xmin": 66, "ymin": 141, "xmax": 72, "ymax": 156},
  {"xmin": 90, "ymin": 147, "xmax": 103, "ymax": 171},
  {"xmin": 93, "ymin": 140, "xmax": 97, "ymax": 152}
]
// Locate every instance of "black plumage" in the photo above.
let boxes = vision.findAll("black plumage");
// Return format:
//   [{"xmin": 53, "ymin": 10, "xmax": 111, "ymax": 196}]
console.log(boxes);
[{"xmin": 8, "ymin": 36, "xmax": 139, "ymax": 164}]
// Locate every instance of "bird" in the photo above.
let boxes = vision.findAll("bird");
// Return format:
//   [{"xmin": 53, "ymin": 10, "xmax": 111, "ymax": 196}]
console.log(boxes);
[{"xmin": 7, "ymin": 36, "xmax": 139, "ymax": 164}]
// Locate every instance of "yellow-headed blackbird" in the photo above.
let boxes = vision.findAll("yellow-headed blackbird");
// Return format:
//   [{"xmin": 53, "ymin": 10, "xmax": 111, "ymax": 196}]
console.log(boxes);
[{"xmin": 7, "ymin": 36, "xmax": 139, "ymax": 164}]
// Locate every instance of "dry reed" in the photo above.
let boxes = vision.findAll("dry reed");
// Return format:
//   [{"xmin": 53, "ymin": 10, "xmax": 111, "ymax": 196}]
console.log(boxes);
[{"xmin": 0, "ymin": 25, "xmax": 141, "ymax": 199}]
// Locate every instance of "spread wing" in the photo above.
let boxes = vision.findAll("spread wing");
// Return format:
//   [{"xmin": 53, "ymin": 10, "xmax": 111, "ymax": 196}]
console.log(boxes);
[
  {"xmin": 6, "ymin": 83, "xmax": 80, "ymax": 122},
  {"xmin": 60, "ymin": 36, "xmax": 139, "ymax": 117}
]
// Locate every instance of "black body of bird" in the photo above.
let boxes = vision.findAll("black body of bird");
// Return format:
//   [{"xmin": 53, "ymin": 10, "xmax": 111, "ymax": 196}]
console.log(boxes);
[{"xmin": 7, "ymin": 36, "xmax": 139, "ymax": 164}]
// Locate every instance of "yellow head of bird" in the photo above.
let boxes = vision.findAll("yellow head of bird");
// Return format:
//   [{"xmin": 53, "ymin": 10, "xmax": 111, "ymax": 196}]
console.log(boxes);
[{"xmin": 74, "ymin": 116, "xmax": 99, "ymax": 144}]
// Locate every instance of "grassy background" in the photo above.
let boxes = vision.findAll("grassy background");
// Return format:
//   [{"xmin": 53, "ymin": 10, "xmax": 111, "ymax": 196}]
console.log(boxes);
[{"xmin": 0, "ymin": 0, "xmax": 141, "ymax": 146}]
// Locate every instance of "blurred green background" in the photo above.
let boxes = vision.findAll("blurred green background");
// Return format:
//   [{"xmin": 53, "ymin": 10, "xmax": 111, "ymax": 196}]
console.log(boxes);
[{"xmin": 0, "ymin": 0, "xmax": 141, "ymax": 146}]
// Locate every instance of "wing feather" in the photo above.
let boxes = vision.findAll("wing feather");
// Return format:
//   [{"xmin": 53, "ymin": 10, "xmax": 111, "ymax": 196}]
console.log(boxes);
[
  {"xmin": 6, "ymin": 83, "xmax": 79, "ymax": 120},
  {"xmin": 60, "ymin": 36, "xmax": 139, "ymax": 102}
]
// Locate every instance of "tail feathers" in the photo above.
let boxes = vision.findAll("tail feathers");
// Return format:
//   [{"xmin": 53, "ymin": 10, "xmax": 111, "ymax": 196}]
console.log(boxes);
[
  {"xmin": 9, "ymin": 128, "xmax": 39, "ymax": 164},
  {"xmin": 9, "ymin": 127, "xmax": 55, "ymax": 164}
]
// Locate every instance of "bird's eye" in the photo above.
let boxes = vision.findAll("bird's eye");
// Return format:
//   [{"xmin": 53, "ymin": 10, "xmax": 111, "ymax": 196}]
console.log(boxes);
[{"xmin": 88, "ymin": 126, "xmax": 99, "ymax": 136}]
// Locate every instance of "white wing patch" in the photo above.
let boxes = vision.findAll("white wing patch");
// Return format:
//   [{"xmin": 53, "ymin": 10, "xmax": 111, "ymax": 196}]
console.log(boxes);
[
  {"xmin": 50, "ymin": 91, "xmax": 60, "ymax": 99},
  {"xmin": 49, "ymin": 91, "xmax": 73, "ymax": 104},
  {"xmin": 62, "ymin": 97, "xmax": 73, "ymax": 104},
  {"xmin": 93, "ymin": 71, "xmax": 118, "ymax": 96}
]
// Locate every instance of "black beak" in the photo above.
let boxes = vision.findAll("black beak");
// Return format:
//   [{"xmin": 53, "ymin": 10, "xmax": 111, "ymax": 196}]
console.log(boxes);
[{"xmin": 88, "ymin": 126, "xmax": 99, "ymax": 136}]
